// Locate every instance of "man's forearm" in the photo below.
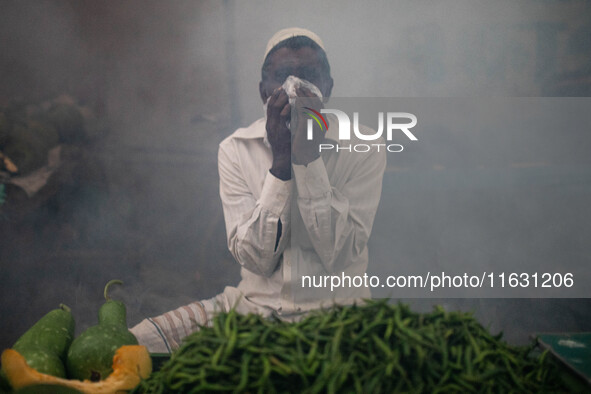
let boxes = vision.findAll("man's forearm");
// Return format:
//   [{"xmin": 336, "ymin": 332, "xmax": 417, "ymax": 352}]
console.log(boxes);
[
  {"xmin": 270, "ymin": 159, "xmax": 291, "ymax": 181},
  {"xmin": 222, "ymin": 171, "xmax": 292, "ymax": 277}
]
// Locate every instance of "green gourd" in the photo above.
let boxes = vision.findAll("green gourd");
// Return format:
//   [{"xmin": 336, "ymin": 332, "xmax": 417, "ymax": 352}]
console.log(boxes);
[
  {"xmin": 66, "ymin": 280, "xmax": 138, "ymax": 381},
  {"xmin": 11, "ymin": 304, "xmax": 75, "ymax": 378}
]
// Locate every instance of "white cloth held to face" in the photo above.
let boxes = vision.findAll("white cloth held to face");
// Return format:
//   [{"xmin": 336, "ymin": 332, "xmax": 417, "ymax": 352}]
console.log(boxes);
[
  {"xmin": 263, "ymin": 75, "xmax": 323, "ymax": 114},
  {"xmin": 263, "ymin": 75, "xmax": 323, "ymax": 145},
  {"xmin": 282, "ymin": 75, "xmax": 323, "ymax": 105}
]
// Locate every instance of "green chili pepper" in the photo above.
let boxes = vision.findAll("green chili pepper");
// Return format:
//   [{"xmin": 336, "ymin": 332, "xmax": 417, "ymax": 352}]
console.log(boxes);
[{"xmin": 132, "ymin": 300, "xmax": 568, "ymax": 393}]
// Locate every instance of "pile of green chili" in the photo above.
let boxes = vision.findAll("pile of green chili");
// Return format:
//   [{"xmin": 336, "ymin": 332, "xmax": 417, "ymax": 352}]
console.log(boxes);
[{"xmin": 133, "ymin": 300, "xmax": 571, "ymax": 393}]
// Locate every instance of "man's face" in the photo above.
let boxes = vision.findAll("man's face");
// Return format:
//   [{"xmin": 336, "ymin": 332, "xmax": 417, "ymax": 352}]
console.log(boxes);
[{"xmin": 259, "ymin": 46, "xmax": 333, "ymax": 104}]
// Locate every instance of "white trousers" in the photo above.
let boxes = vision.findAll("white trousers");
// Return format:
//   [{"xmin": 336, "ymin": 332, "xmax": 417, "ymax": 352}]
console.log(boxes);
[{"xmin": 129, "ymin": 286, "xmax": 274, "ymax": 353}]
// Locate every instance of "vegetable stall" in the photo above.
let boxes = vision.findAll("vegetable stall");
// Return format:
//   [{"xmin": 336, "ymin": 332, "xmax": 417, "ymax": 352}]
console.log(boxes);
[{"xmin": 2, "ymin": 297, "xmax": 589, "ymax": 393}]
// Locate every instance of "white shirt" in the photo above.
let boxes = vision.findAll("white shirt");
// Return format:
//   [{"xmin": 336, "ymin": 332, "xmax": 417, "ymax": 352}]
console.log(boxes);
[
  {"xmin": 218, "ymin": 116, "xmax": 386, "ymax": 316},
  {"xmin": 130, "ymin": 116, "xmax": 387, "ymax": 353}
]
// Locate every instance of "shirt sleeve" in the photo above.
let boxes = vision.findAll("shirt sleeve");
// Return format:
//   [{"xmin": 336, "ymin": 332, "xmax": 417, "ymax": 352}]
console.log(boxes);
[
  {"xmin": 291, "ymin": 149, "xmax": 386, "ymax": 273},
  {"xmin": 218, "ymin": 141, "xmax": 292, "ymax": 277}
]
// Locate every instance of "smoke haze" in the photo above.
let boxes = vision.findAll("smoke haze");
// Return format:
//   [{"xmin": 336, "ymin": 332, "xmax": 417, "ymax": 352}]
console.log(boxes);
[{"xmin": 1, "ymin": 0, "xmax": 590, "ymax": 349}]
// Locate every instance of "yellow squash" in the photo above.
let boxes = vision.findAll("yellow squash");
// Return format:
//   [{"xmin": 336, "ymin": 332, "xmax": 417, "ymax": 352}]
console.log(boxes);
[{"xmin": 1, "ymin": 345, "xmax": 151, "ymax": 394}]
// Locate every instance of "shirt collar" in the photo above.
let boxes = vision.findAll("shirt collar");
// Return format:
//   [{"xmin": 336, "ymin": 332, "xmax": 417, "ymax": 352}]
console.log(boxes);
[{"xmin": 232, "ymin": 118, "xmax": 267, "ymax": 139}]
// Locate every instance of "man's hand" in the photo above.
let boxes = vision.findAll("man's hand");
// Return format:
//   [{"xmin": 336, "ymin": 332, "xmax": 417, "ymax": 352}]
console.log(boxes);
[
  {"xmin": 292, "ymin": 86, "xmax": 325, "ymax": 165},
  {"xmin": 266, "ymin": 87, "xmax": 292, "ymax": 180},
  {"xmin": 266, "ymin": 85, "xmax": 326, "ymax": 179}
]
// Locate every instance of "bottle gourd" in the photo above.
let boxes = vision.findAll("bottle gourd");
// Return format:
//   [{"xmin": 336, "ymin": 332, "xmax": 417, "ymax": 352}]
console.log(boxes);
[
  {"xmin": 66, "ymin": 280, "xmax": 138, "ymax": 381},
  {"xmin": 11, "ymin": 304, "xmax": 75, "ymax": 378}
]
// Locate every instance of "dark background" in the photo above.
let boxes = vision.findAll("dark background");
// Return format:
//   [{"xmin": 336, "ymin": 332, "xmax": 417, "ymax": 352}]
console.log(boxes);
[{"xmin": 1, "ymin": 0, "xmax": 590, "ymax": 349}]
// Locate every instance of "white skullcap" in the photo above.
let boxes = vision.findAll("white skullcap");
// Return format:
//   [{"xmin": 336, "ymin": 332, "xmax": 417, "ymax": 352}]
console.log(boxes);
[{"xmin": 263, "ymin": 27, "xmax": 325, "ymax": 61}]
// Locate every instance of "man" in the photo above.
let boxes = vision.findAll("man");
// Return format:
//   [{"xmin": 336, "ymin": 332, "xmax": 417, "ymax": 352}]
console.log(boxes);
[{"xmin": 131, "ymin": 28, "xmax": 386, "ymax": 353}]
